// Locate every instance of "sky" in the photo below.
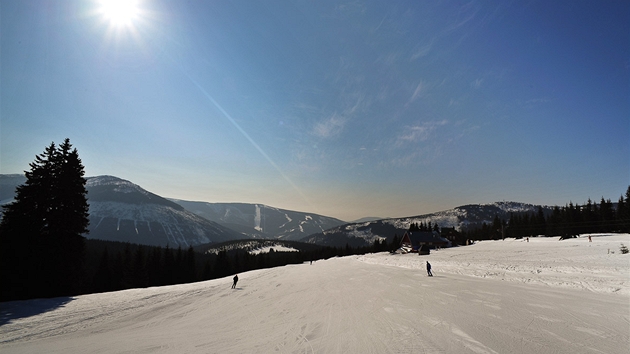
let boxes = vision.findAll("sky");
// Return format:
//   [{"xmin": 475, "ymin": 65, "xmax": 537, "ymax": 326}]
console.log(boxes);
[{"xmin": 1, "ymin": 0, "xmax": 628, "ymax": 221}]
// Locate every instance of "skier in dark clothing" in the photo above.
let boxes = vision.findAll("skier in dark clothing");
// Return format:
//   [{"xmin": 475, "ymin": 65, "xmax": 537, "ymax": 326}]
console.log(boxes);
[
  {"xmin": 426, "ymin": 261, "xmax": 433, "ymax": 277},
  {"xmin": 232, "ymin": 274, "xmax": 238, "ymax": 289}
]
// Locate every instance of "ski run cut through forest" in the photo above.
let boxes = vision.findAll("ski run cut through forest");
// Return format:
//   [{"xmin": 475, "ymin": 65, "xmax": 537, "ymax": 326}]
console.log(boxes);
[{"xmin": 1, "ymin": 233, "xmax": 628, "ymax": 353}]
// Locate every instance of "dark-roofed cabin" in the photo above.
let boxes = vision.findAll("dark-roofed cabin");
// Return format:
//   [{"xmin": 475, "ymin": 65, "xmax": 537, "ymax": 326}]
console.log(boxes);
[
  {"xmin": 400, "ymin": 231, "xmax": 449, "ymax": 253},
  {"xmin": 440, "ymin": 227, "xmax": 462, "ymax": 245}
]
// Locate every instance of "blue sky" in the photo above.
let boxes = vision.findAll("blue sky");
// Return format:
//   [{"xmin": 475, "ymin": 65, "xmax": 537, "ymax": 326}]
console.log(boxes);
[{"xmin": 1, "ymin": 0, "xmax": 628, "ymax": 221}]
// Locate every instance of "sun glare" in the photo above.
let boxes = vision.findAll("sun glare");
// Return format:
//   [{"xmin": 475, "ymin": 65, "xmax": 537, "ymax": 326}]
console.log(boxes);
[{"xmin": 99, "ymin": 0, "xmax": 140, "ymax": 27}]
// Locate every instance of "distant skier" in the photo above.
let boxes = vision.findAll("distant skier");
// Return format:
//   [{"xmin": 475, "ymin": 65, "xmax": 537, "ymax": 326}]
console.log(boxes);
[
  {"xmin": 232, "ymin": 274, "xmax": 238, "ymax": 289},
  {"xmin": 426, "ymin": 261, "xmax": 433, "ymax": 277}
]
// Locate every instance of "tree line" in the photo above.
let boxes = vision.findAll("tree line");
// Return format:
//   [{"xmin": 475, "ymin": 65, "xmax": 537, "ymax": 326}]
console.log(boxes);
[
  {"xmin": 461, "ymin": 187, "xmax": 630, "ymax": 241},
  {"xmin": 83, "ymin": 239, "xmax": 383, "ymax": 296}
]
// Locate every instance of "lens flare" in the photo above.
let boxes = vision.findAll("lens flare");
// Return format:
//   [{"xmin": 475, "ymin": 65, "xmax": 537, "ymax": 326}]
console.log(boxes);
[{"xmin": 99, "ymin": 0, "xmax": 140, "ymax": 27}]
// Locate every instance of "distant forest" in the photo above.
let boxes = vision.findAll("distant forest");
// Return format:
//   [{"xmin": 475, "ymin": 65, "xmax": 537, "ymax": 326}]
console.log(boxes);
[
  {"xmin": 83, "ymin": 239, "xmax": 386, "ymax": 297},
  {"xmin": 462, "ymin": 188, "xmax": 630, "ymax": 242}
]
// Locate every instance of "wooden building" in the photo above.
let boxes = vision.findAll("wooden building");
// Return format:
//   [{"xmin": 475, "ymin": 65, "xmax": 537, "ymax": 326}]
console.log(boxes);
[{"xmin": 400, "ymin": 231, "xmax": 449, "ymax": 252}]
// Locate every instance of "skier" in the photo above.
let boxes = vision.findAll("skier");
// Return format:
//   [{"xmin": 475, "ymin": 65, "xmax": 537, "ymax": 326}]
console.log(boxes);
[
  {"xmin": 426, "ymin": 261, "xmax": 433, "ymax": 277},
  {"xmin": 232, "ymin": 274, "xmax": 238, "ymax": 289}
]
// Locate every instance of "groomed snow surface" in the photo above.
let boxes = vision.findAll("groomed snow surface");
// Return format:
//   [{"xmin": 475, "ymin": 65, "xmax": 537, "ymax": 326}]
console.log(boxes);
[{"xmin": 1, "ymin": 234, "xmax": 628, "ymax": 353}]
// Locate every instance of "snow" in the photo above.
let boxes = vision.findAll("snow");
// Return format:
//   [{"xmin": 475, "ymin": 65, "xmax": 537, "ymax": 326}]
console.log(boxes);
[
  {"xmin": 86, "ymin": 175, "xmax": 149, "ymax": 195},
  {"xmin": 254, "ymin": 204, "xmax": 262, "ymax": 232},
  {"xmin": 249, "ymin": 245, "xmax": 299, "ymax": 255},
  {"xmin": 1, "ymin": 234, "xmax": 628, "ymax": 353},
  {"xmin": 359, "ymin": 234, "xmax": 630, "ymax": 296}
]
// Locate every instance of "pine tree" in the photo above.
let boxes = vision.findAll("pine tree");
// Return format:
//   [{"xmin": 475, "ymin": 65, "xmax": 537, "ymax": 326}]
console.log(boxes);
[
  {"xmin": 622, "ymin": 186, "xmax": 630, "ymax": 232},
  {"xmin": 185, "ymin": 246, "xmax": 197, "ymax": 282},
  {"xmin": 132, "ymin": 246, "xmax": 149, "ymax": 288},
  {"xmin": 615, "ymin": 195, "xmax": 625, "ymax": 232},
  {"xmin": 147, "ymin": 246, "xmax": 163, "ymax": 286},
  {"xmin": 390, "ymin": 234, "xmax": 400, "ymax": 252},
  {"xmin": 47, "ymin": 139, "xmax": 89, "ymax": 296},
  {"xmin": 93, "ymin": 248, "xmax": 113, "ymax": 293},
  {"xmin": 0, "ymin": 139, "xmax": 89, "ymax": 300}
]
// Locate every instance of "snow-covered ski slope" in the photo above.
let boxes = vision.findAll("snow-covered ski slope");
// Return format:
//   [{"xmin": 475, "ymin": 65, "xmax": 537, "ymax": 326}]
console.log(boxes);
[{"xmin": 1, "ymin": 234, "xmax": 628, "ymax": 353}]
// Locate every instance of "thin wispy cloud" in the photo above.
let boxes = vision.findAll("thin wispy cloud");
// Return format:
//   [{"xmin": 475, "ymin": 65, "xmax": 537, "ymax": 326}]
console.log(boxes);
[
  {"xmin": 411, "ymin": 39, "xmax": 434, "ymax": 61},
  {"xmin": 313, "ymin": 113, "xmax": 347, "ymax": 139},
  {"xmin": 471, "ymin": 78, "xmax": 483, "ymax": 89},
  {"xmin": 396, "ymin": 120, "xmax": 448, "ymax": 147},
  {"xmin": 525, "ymin": 98, "xmax": 553, "ymax": 104},
  {"xmin": 446, "ymin": 1, "xmax": 480, "ymax": 33},
  {"xmin": 406, "ymin": 80, "xmax": 428, "ymax": 106}
]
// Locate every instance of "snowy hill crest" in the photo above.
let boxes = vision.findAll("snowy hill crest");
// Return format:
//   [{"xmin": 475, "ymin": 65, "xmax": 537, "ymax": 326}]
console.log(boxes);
[
  {"xmin": 304, "ymin": 202, "xmax": 551, "ymax": 247},
  {"xmin": 86, "ymin": 175, "xmax": 150, "ymax": 196}
]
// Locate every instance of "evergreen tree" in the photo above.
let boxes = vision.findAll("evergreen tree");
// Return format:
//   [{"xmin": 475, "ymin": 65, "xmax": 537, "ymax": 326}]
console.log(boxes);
[
  {"xmin": 185, "ymin": 246, "xmax": 197, "ymax": 282},
  {"xmin": 535, "ymin": 206, "xmax": 546, "ymax": 236},
  {"xmin": 93, "ymin": 248, "xmax": 113, "ymax": 293},
  {"xmin": 48, "ymin": 139, "xmax": 89, "ymax": 296},
  {"xmin": 492, "ymin": 215, "xmax": 502, "ymax": 239},
  {"xmin": 213, "ymin": 250, "xmax": 231, "ymax": 278},
  {"xmin": 147, "ymin": 246, "xmax": 163, "ymax": 286},
  {"xmin": 0, "ymin": 139, "xmax": 89, "ymax": 301},
  {"xmin": 163, "ymin": 245, "xmax": 176, "ymax": 285},
  {"xmin": 620, "ymin": 187, "xmax": 630, "ymax": 232},
  {"xmin": 599, "ymin": 198, "xmax": 614, "ymax": 232},
  {"xmin": 132, "ymin": 246, "xmax": 149, "ymax": 288}
]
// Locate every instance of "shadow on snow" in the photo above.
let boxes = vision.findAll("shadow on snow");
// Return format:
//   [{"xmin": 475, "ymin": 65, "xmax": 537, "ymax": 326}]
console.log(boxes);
[{"xmin": 0, "ymin": 297, "xmax": 74, "ymax": 327}]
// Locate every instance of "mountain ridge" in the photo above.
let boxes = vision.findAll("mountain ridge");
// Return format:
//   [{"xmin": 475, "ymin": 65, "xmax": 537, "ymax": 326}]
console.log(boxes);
[
  {"xmin": 1, "ymin": 173, "xmax": 557, "ymax": 249},
  {"xmin": 301, "ymin": 202, "xmax": 554, "ymax": 248},
  {"xmin": 169, "ymin": 199, "xmax": 347, "ymax": 241}
]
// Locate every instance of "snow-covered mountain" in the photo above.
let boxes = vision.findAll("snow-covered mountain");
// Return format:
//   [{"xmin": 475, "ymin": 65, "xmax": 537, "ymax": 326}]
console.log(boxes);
[
  {"xmin": 1, "ymin": 174, "xmax": 342, "ymax": 247},
  {"xmin": 86, "ymin": 176, "xmax": 244, "ymax": 247},
  {"xmin": 302, "ymin": 202, "xmax": 553, "ymax": 247},
  {"xmin": 170, "ymin": 200, "xmax": 346, "ymax": 241},
  {"xmin": 1, "ymin": 173, "xmax": 553, "ymax": 249}
]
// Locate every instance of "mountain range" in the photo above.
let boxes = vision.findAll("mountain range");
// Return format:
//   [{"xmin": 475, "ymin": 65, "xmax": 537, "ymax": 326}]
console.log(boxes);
[
  {"xmin": 0, "ymin": 175, "xmax": 346, "ymax": 247},
  {"xmin": 303, "ymin": 202, "xmax": 553, "ymax": 248},
  {"xmin": 0, "ymin": 174, "xmax": 552, "ymax": 249},
  {"xmin": 169, "ymin": 199, "xmax": 346, "ymax": 241}
]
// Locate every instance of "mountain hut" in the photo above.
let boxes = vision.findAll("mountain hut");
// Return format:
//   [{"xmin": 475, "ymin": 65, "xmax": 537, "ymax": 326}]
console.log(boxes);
[{"xmin": 400, "ymin": 231, "xmax": 449, "ymax": 253}]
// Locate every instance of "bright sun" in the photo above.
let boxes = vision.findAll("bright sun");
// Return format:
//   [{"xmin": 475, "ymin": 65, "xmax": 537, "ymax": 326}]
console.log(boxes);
[{"xmin": 99, "ymin": 0, "xmax": 140, "ymax": 27}]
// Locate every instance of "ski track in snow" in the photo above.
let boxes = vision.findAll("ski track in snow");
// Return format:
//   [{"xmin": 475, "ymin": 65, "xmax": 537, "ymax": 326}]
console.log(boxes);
[
  {"xmin": 0, "ymin": 234, "xmax": 628, "ymax": 354},
  {"xmin": 254, "ymin": 205, "xmax": 262, "ymax": 232}
]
